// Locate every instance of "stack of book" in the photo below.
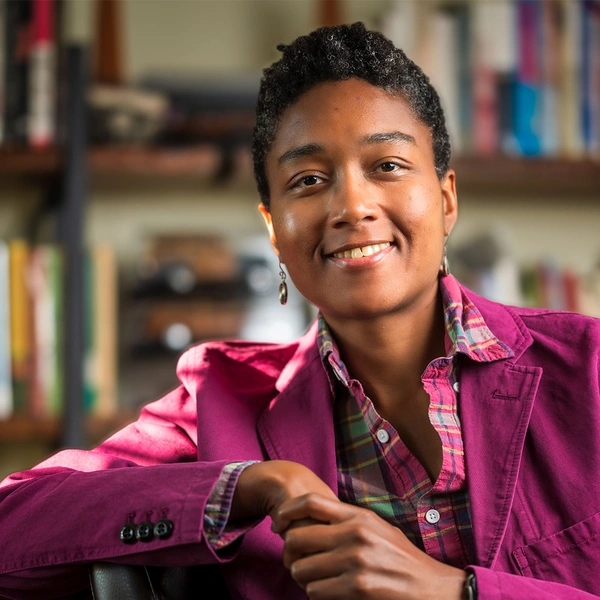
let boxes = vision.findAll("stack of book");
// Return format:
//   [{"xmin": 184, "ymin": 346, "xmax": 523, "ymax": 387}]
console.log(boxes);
[
  {"xmin": 382, "ymin": 0, "xmax": 600, "ymax": 158},
  {"xmin": 0, "ymin": 240, "xmax": 118, "ymax": 421},
  {"xmin": 0, "ymin": 0, "xmax": 64, "ymax": 148}
]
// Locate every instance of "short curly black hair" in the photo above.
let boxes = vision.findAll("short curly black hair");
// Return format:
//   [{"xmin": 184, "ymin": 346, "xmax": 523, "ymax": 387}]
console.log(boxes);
[{"xmin": 252, "ymin": 21, "xmax": 451, "ymax": 209}]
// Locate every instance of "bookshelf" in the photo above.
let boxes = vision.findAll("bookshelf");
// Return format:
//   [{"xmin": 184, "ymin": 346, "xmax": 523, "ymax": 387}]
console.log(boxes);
[{"xmin": 1, "ymin": 146, "xmax": 599, "ymax": 196}]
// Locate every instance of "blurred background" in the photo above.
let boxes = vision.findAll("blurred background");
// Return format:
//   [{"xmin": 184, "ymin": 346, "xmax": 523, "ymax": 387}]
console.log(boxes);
[{"xmin": 0, "ymin": 0, "xmax": 599, "ymax": 478}]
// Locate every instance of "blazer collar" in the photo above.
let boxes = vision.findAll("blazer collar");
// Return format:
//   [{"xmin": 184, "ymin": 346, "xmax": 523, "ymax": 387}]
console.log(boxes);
[{"xmin": 258, "ymin": 321, "xmax": 338, "ymax": 492}]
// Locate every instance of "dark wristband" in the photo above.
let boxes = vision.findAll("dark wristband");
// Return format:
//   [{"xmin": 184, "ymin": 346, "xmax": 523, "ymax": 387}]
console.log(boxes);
[{"xmin": 463, "ymin": 571, "xmax": 478, "ymax": 600}]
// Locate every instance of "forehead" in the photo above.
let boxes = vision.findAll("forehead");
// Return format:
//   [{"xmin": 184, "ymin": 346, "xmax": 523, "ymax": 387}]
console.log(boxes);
[{"xmin": 269, "ymin": 78, "xmax": 432, "ymax": 156}]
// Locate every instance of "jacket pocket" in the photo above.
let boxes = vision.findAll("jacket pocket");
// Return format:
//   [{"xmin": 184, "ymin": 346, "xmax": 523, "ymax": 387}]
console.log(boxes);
[{"xmin": 513, "ymin": 511, "xmax": 600, "ymax": 592}]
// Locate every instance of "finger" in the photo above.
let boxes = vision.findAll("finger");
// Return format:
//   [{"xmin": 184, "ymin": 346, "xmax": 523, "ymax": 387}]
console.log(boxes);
[
  {"xmin": 272, "ymin": 493, "xmax": 357, "ymax": 533},
  {"xmin": 304, "ymin": 573, "xmax": 380, "ymax": 600},
  {"xmin": 288, "ymin": 548, "xmax": 344, "ymax": 586},
  {"xmin": 282, "ymin": 523, "xmax": 337, "ymax": 568}
]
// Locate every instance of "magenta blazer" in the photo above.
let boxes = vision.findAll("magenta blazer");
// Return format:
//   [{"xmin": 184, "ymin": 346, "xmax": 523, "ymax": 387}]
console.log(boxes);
[{"xmin": 1, "ymin": 286, "xmax": 600, "ymax": 599}]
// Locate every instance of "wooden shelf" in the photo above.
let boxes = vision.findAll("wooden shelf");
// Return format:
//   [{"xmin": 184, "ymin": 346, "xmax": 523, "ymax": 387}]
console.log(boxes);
[
  {"xmin": 0, "ymin": 147, "xmax": 599, "ymax": 197},
  {"xmin": 0, "ymin": 413, "xmax": 137, "ymax": 445},
  {"xmin": 0, "ymin": 147, "xmax": 63, "ymax": 175},
  {"xmin": 451, "ymin": 155, "xmax": 600, "ymax": 197},
  {"xmin": 89, "ymin": 144, "xmax": 222, "ymax": 178}
]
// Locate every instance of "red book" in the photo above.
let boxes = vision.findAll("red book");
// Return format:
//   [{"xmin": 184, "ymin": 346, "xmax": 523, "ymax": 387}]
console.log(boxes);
[{"xmin": 28, "ymin": 0, "xmax": 56, "ymax": 148}]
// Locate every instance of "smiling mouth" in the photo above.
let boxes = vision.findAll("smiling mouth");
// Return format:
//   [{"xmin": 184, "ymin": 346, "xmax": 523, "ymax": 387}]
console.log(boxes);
[{"xmin": 332, "ymin": 242, "xmax": 392, "ymax": 259}]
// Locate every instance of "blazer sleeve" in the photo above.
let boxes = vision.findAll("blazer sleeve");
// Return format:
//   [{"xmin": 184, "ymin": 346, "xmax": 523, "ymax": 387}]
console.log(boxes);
[
  {"xmin": 0, "ymin": 385, "xmax": 240, "ymax": 600},
  {"xmin": 473, "ymin": 567, "xmax": 600, "ymax": 599}
]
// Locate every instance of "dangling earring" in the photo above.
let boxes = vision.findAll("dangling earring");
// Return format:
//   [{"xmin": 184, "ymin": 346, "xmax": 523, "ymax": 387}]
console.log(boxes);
[
  {"xmin": 440, "ymin": 238, "xmax": 450, "ymax": 276},
  {"xmin": 278, "ymin": 262, "xmax": 288, "ymax": 305}
]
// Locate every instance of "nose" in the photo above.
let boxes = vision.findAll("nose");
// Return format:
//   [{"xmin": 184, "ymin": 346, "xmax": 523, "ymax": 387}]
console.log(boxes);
[{"xmin": 327, "ymin": 171, "xmax": 380, "ymax": 228}]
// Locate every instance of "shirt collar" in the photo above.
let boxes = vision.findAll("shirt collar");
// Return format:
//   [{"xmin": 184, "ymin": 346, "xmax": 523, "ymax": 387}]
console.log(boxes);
[{"xmin": 317, "ymin": 273, "xmax": 514, "ymax": 382}]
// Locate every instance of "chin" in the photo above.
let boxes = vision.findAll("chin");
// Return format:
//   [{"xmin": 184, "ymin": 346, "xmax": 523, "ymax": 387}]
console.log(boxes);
[{"xmin": 319, "ymin": 297, "xmax": 407, "ymax": 321}]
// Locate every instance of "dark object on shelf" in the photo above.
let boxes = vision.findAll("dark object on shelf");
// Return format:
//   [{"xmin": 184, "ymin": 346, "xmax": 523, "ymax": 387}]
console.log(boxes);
[
  {"xmin": 88, "ymin": 85, "xmax": 168, "ymax": 144},
  {"xmin": 131, "ymin": 300, "xmax": 246, "ymax": 355},
  {"xmin": 139, "ymin": 73, "xmax": 258, "ymax": 145},
  {"xmin": 133, "ymin": 256, "xmax": 274, "ymax": 300}
]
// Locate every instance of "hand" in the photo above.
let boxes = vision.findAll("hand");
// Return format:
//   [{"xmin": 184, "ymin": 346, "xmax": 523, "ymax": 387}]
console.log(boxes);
[
  {"xmin": 273, "ymin": 493, "xmax": 467, "ymax": 600},
  {"xmin": 230, "ymin": 460, "xmax": 338, "ymax": 523}
]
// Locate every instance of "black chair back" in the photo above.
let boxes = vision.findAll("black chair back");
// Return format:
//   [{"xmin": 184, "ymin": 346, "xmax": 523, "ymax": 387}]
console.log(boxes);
[{"xmin": 89, "ymin": 563, "xmax": 232, "ymax": 600}]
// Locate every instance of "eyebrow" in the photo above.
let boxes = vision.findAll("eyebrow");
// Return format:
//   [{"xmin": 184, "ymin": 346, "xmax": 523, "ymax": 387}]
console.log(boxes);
[
  {"xmin": 361, "ymin": 131, "xmax": 417, "ymax": 146},
  {"xmin": 277, "ymin": 131, "xmax": 416, "ymax": 166}
]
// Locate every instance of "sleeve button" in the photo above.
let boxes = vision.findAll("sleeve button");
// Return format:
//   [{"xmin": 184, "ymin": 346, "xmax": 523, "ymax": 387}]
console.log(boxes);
[
  {"xmin": 135, "ymin": 521, "xmax": 154, "ymax": 542},
  {"xmin": 153, "ymin": 518, "xmax": 174, "ymax": 540},
  {"xmin": 120, "ymin": 524, "xmax": 136, "ymax": 544}
]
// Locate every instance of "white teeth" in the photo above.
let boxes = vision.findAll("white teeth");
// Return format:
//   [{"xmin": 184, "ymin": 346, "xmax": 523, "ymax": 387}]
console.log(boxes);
[{"xmin": 333, "ymin": 242, "xmax": 391, "ymax": 259}]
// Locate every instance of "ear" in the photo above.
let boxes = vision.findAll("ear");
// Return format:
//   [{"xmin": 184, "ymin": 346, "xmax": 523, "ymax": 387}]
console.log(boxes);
[
  {"xmin": 258, "ymin": 203, "xmax": 281, "ymax": 259},
  {"xmin": 440, "ymin": 169, "xmax": 458, "ymax": 237}
]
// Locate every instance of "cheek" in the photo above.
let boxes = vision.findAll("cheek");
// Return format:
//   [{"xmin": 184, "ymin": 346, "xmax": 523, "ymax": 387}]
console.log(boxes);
[
  {"xmin": 272, "ymin": 211, "xmax": 315, "ymax": 262},
  {"xmin": 397, "ymin": 187, "xmax": 444, "ymax": 237}
]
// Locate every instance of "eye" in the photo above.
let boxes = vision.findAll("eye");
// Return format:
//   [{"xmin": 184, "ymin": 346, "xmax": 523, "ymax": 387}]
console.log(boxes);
[
  {"xmin": 379, "ymin": 161, "xmax": 401, "ymax": 173},
  {"xmin": 292, "ymin": 174, "xmax": 323, "ymax": 189}
]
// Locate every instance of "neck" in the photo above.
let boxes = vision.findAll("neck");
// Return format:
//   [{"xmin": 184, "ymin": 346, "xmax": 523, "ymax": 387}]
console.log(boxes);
[{"xmin": 323, "ymin": 283, "xmax": 447, "ymax": 413}]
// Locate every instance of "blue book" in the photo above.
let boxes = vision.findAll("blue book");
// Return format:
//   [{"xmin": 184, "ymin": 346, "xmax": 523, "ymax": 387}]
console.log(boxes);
[
  {"xmin": 581, "ymin": 0, "xmax": 600, "ymax": 155},
  {"xmin": 513, "ymin": 0, "xmax": 543, "ymax": 156}
]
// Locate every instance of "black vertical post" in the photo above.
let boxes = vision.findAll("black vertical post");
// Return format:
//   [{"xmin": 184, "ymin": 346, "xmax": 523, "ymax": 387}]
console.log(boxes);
[{"xmin": 59, "ymin": 46, "xmax": 88, "ymax": 448}]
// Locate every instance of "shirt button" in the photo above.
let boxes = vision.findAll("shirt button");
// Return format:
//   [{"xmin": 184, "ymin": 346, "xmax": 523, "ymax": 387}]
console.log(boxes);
[
  {"xmin": 453, "ymin": 381, "xmax": 460, "ymax": 393},
  {"xmin": 425, "ymin": 509, "xmax": 440, "ymax": 524},
  {"xmin": 376, "ymin": 429, "xmax": 390, "ymax": 443}
]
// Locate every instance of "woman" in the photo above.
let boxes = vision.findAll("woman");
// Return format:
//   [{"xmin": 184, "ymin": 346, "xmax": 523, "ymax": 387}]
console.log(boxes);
[{"xmin": 1, "ymin": 22, "xmax": 600, "ymax": 600}]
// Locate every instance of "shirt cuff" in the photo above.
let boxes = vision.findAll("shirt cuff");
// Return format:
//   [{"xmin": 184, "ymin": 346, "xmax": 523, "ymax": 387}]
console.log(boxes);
[{"xmin": 203, "ymin": 460, "xmax": 261, "ymax": 551}]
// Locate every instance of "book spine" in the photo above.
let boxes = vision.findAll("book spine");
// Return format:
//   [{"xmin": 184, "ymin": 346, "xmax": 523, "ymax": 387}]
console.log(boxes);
[
  {"xmin": 28, "ymin": 0, "xmax": 55, "ymax": 148},
  {"xmin": 9, "ymin": 240, "xmax": 30, "ymax": 414},
  {"xmin": 83, "ymin": 251, "xmax": 97, "ymax": 414},
  {"xmin": 27, "ymin": 246, "xmax": 45, "ymax": 418},
  {"xmin": 455, "ymin": 4, "xmax": 472, "ymax": 155},
  {"xmin": 540, "ymin": 0, "xmax": 562, "ymax": 156},
  {"xmin": 47, "ymin": 245, "xmax": 62, "ymax": 417},
  {"xmin": 93, "ymin": 245, "xmax": 118, "ymax": 419},
  {"xmin": 0, "ymin": 0, "xmax": 6, "ymax": 145},
  {"xmin": 583, "ymin": 0, "xmax": 600, "ymax": 156},
  {"xmin": 471, "ymin": 1, "xmax": 500, "ymax": 155},
  {"xmin": 0, "ymin": 242, "xmax": 12, "ymax": 420},
  {"xmin": 513, "ymin": 0, "xmax": 543, "ymax": 156},
  {"xmin": 560, "ymin": 0, "xmax": 584, "ymax": 157}
]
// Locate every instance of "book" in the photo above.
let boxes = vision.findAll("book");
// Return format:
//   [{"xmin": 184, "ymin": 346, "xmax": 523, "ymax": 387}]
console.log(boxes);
[
  {"xmin": 513, "ymin": 0, "xmax": 543, "ymax": 156},
  {"xmin": 93, "ymin": 244, "xmax": 117, "ymax": 419},
  {"xmin": 539, "ymin": 0, "xmax": 562, "ymax": 156},
  {"xmin": 560, "ymin": 0, "xmax": 585, "ymax": 157},
  {"xmin": 28, "ymin": 245, "xmax": 62, "ymax": 418},
  {"xmin": 9, "ymin": 240, "xmax": 30, "ymax": 413},
  {"xmin": 0, "ymin": 242, "xmax": 12, "ymax": 420},
  {"xmin": 582, "ymin": 0, "xmax": 600, "ymax": 156},
  {"xmin": 3, "ymin": 0, "xmax": 33, "ymax": 145},
  {"xmin": 28, "ymin": 0, "xmax": 56, "ymax": 148},
  {"xmin": 83, "ymin": 251, "xmax": 97, "ymax": 413},
  {"xmin": 0, "ymin": 0, "xmax": 5, "ymax": 145},
  {"xmin": 471, "ymin": 1, "xmax": 503, "ymax": 155}
]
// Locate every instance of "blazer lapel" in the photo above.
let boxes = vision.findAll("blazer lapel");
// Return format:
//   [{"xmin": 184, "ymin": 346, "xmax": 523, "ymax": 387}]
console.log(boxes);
[
  {"xmin": 257, "ymin": 326, "xmax": 338, "ymax": 493},
  {"xmin": 461, "ymin": 357, "xmax": 542, "ymax": 568}
]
